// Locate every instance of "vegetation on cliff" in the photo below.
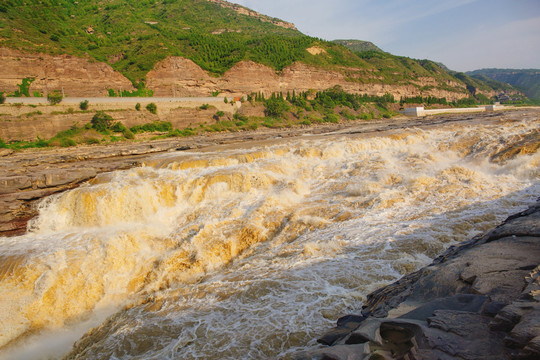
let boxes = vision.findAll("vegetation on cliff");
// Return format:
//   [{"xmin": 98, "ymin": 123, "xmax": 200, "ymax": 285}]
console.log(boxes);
[
  {"xmin": 332, "ymin": 39, "xmax": 382, "ymax": 53},
  {"xmin": 467, "ymin": 68, "xmax": 540, "ymax": 101},
  {"xmin": 0, "ymin": 0, "xmax": 516, "ymax": 98}
]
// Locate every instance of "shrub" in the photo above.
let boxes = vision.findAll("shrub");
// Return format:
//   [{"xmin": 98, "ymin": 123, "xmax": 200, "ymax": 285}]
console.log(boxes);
[
  {"xmin": 224, "ymin": 97, "xmax": 228, "ymax": 104},
  {"xmin": 110, "ymin": 121, "xmax": 127, "ymax": 133},
  {"xmin": 200, "ymin": 103, "xmax": 210, "ymax": 110},
  {"xmin": 85, "ymin": 138, "xmax": 101, "ymax": 145},
  {"xmin": 233, "ymin": 112, "xmax": 248, "ymax": 122},
  {"xmin": 59, "ymin": 138, "xmax": 76, "ymax": 147},
  {"xmin": 215, "ymin": 111, "xmax": 225, "ymax": 117},
  {"xmin": 130, "ymin": 121, "xmax": 173, "ymax": 133},
  {"xmin": 135, "ymin": 103, "xmax": 141, "ymax": 111},
  {"xmin": 340, "ymin": 109, "xmax": 356, "ymax": 120},
  {"xmin": 264, "ymin": 96, "xmax": 289, "ymax": 118},
  {"xmin": 324, "ymin": 113, "xmax": 340, "ymax": 123},
  {"xmin": 358, "ymin": 113, "xmax": 372, "ymax": 120},
  {"xmin": 146, "ymin": 102, "xmax": 157, "ymax": 114},
  {"xmin": 0, "ymin": 92, "xmax": 5, "ymax": 104},
  {"xmin": 47, "ymin": 90, "xmax": 63, "ymax": 105},
  {"xmin": 91, "ymin": 111, "xmax": 114, "ymax": 132},
  {"xmin": 123, "ymin": 128, "xmax": 135, "ymax": 139},
  {"xmin": 13, "ymin": 78, "xmax": 35, "ymax": 97},
  {"xmin": 79, "ymin": 100, "xmax": 89, "ymax": 110}
]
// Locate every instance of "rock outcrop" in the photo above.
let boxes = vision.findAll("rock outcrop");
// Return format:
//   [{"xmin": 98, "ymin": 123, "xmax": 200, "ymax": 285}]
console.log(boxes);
[
  {"xmin": 293, "ymin": 200, "xmax": 540, "ymax": 359},
  {"xmin": 0, "ymin": 47, "xmax": 473, "ymax": 101},
  {"xmin": 206, "ymin": 0, "xmax": 297, "ymax": 30},
  {"xmin": 146, "ymin": 57, "xmax": 470, "ymax": 100},
  {"xmin": 0, "ymin": 48, "xmax": 135, "ymax": 97}
]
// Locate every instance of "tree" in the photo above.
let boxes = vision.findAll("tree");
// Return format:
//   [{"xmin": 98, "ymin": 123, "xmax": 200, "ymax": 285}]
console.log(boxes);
[
  {"xmin": 91, "ymin": 111, "xmax": 114, "ymax": 132},
  {"xmin": 0, "ymin": 92, "xmax": 5, "ymax": 104},
  {"xmin": 264, "ymin": 96, "xmax": 289, "ymax": 118},
  {"xmin": 146, "ymin": 102, "xmax": 157, "ymax": 114},
  {"xmin": 47, "ymin": 90, "xmax": 63, "ymax": 105},
  {"xmin": 79, "ymin": 100, "xmax": 89, "ymax": 110}
]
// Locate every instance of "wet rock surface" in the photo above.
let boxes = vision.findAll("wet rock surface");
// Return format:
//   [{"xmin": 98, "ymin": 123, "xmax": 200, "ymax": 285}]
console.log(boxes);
[{"xmin": 292, "ymin": 200, "xmax": 540, "ymax": 360}]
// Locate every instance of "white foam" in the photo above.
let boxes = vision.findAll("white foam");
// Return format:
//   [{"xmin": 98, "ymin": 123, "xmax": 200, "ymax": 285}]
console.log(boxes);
[{"xmin": 1, "ymin": 118, "xmax": 538, "ymax": 358}]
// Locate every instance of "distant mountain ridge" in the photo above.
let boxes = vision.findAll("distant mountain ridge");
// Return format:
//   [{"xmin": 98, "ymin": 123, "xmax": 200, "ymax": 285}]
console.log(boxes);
[
  {"xmin": 332, "ymin": 39, "xmax": 383, "ymax": 53},
  {"xmin": 467, "ymin": 68, "xmax": 540, "ymax": 100}
]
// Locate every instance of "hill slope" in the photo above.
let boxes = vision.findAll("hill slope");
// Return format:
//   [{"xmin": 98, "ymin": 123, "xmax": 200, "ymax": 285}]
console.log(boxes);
[
  {"xmin": 0, "ymin": 0, "xmax": 518, "ymax": 100},
  {"xmin": 467, "ymin": 69, "xmax": 540, "ymax": 100},
  {"xmin": 332, "ymin": 39, "xmax": 382, "ymax": 53},
  {"xmin": 0, "ymin": 0, "xmax": 307, "ymax": 83}
]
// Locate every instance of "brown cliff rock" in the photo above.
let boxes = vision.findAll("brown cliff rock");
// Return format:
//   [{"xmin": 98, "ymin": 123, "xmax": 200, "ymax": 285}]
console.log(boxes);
[
  {"xmin": 206, "ymin": 0, "xmax": 297, "ymax": 30},
  {"xmin": 0, "ymin": 47, "xmax": 474, "ymax": 101},
  {"xmin": 0, "ymin": 48, "xmax": 135, "ymax": 97},
  {"xmin": 145, "ymin": 57, "xmax": 471, "ymax": 101}
]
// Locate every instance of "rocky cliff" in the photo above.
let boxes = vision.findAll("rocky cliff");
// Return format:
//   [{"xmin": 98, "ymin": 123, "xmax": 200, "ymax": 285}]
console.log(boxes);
[
  {"xmin": 0, "ymin": 48, "xmax": 135, "ymax": 97},
  {"xmin": 206, "ymin": 0, "xmax": 297, "ymax": 30},
  {"xmin": 0, "ymin": 46, "xmax": 474, "ymax": 100},
  {"xmin": 146, "ymin": 56, "xmax": 470, "ymax": 100}
]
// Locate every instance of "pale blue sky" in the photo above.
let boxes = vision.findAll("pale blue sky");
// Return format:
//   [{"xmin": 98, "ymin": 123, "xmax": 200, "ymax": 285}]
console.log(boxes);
[{"xmin": 233, "ymin": 0, "xmax": 540, "ymax": 71}]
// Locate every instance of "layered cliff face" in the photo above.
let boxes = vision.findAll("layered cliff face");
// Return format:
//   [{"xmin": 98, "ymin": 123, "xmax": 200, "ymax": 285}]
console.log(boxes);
[
  {"xmin": 146, "ymin": 56, "xmax": 471, "ymax": 100},
  {"xmin": 0, "ymin": 48, "xmax": 135, "ymax": 97},
  {"xmin": 0, "ymin": 47, "xmax": 492, "ymax": 102}
]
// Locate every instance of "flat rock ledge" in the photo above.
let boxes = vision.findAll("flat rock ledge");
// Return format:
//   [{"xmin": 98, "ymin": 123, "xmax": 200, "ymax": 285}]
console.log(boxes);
[{"xmin": 291, "ymin": 199, "xmax": 540, "ymax": 360}]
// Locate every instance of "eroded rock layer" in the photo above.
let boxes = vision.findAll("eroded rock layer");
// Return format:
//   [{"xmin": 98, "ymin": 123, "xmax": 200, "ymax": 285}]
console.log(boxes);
[{"xmin": 0, "ymin": 48, "xmax": 135, "ymax": 97}]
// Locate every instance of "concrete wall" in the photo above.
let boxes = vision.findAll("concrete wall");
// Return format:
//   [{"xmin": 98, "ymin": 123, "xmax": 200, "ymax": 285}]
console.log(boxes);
[{"xmin": 402, "ymin": 105, "xmax": 505, "ymax": 117}]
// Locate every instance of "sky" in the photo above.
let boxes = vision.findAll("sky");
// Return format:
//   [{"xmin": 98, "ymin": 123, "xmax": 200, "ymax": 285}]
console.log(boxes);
[{"xmin": 232, "ymin": 0, "xmax": 540, "ymax": 72}]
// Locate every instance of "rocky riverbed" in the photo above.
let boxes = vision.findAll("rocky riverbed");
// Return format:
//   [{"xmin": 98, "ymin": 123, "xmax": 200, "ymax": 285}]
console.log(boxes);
[{"xmin": 292, "ymin": 199, "xmax": 540, "ymax": 360}]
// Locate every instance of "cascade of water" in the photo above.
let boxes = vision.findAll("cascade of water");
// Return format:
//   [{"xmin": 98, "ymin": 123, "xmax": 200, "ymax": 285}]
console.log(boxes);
[{"xmin": 0, "ymin": 118, "xmax": 538, "ymax": 359}]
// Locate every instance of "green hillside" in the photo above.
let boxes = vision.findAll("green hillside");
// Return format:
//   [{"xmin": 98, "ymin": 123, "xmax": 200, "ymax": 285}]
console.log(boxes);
[
  {"xmin": 333, "ymin": 39, "xmax": 382, "ymax": 53},
  {"xmin": 467, "ymin": 69, "xmax": 540, "ymax": 100},
  {"xmin": 0, "ymin": 0, "xmax": 308, "ymax": 83},
  {"xmin": 0, "ymin": 0, "xmax": 515, "ymax": 98}
]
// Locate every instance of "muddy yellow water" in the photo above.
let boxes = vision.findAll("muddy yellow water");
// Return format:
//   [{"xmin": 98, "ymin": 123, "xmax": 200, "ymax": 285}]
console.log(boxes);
[{"xmin": 1, "ymin": 116, "xmax": 539, "ymax": 359}]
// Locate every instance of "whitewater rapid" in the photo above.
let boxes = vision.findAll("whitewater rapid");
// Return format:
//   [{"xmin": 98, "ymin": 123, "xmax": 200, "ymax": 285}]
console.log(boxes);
[{"xmin": 0, "ymin": 115, "xmax": 538, "ymax": 359}]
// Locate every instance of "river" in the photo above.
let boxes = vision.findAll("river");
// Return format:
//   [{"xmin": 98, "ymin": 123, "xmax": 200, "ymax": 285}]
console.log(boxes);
[{"xmin": 0, "ymin": 113, "xmax": 539, "ymax": 359}]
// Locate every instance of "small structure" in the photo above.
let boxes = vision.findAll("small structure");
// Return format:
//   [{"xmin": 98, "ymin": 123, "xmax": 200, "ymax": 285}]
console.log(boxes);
[
  {"xmin": 402, "ymin": 105, "xmax": 504, "ymax": 117},
  {"xmin": 402, "ymin": 107, "xmax": 425, "ymax": 117},
  {"xmin": 485, "ymin": 104, "xmax": 504, "ymax": 111}
]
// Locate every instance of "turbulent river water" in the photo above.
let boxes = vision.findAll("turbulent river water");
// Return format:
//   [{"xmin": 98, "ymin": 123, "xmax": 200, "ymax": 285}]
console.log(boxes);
[{"xmin": 0, "ymin": 115, "xmax": 539, "ymax": 359}]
